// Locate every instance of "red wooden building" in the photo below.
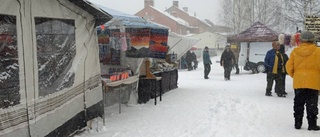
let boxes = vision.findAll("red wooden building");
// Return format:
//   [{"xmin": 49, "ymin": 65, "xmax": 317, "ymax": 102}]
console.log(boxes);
[{"xmin": 135, "ymin": 0, "xmax": 213, "ymax": 35}]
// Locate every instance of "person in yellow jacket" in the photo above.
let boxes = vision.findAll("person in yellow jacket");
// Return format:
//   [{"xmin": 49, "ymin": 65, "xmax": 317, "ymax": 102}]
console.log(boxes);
[{"xmin": 286, "ymin": 31, "xmax": 320, "ymax": 131}]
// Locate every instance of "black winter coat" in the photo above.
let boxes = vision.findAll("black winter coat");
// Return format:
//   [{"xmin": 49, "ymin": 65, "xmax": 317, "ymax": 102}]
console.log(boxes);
[{"xmin": 220, "ymin": 51, "xmax": 235, "ymax": 67}]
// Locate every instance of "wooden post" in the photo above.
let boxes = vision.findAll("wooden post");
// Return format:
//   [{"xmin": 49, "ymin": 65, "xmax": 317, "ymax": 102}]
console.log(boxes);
[{"xmin": 145, "ymin": 59, "xmax": 155, "ymax": 78}]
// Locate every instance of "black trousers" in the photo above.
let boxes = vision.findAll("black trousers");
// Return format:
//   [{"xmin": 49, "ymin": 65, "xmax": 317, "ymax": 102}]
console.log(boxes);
[
  {"xmin": 187, "ymin": 61, "xmax": 193, "ymax": 71},
  {"xmin": 266, "ymin": 72, "xmax": 284, "ymax": 94},
  {"xmin": 204, "ymin": 64, "xmax": 211, "ymax": 78},
  {"xmin": 224, "ymin": 65, "xmax": 232, "ymax": 79},
  {"xmin": 294, "ymin": 89, "xmax": 319, "ymax": 123},
  {"xmin": 234, "ymin": 63, "xmax": 240, "ymax": 74}
]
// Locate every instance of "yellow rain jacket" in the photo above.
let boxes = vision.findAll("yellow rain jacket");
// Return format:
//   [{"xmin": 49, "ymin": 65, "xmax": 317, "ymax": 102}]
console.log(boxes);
[{"xmin": 286, "ymin": 42, "xmax": 320, "ymax": 90}]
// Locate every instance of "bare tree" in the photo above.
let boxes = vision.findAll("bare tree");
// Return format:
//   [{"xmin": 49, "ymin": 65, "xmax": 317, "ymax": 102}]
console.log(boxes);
[
  {"xmin": 281, "ymin": 0, "xmax": 320, "ymax": 31},
  {"xmin": 218, "ymin": 0, "xmax": 320, "ymax": 34},
  {"xmin": 219, "ymin": 0, "xmax": 252, "ymax": 34}
]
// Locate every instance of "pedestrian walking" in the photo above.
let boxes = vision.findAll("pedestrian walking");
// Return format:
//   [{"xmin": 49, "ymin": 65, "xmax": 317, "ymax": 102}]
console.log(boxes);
[
  {"xmin": 220, "ymin": 45, "xmax": 235, "ymax": 80},
  {"xmin": 186, "ymin": 50, "xmax": 193, "ymax": 71},
  {"xmin": 203, "ymin": 46, "xmax": 212, "ymax": 79}
]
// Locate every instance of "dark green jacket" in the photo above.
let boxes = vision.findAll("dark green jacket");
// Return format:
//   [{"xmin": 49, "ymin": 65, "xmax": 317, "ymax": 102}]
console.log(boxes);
[{"xmin": 203, "ymin": 50, "xmax": 212, "ymax": 65}]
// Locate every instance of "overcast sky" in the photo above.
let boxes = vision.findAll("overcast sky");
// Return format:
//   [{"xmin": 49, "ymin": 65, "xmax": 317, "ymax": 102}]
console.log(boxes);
[{"xmin": 89, "ymin": 0, "xmax": 221, "ymax": 24}]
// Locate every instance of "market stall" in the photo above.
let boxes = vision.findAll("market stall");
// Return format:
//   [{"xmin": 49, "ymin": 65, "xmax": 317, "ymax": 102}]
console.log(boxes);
[{"xmin": 97, "ymin": 6, "xmax": 178, "ymax": 107}]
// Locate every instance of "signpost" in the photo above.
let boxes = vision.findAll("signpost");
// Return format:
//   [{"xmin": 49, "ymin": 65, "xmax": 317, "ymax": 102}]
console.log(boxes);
[{"xmin": 305, "ymin": 15, "xmax": 320, "ymax": 42}]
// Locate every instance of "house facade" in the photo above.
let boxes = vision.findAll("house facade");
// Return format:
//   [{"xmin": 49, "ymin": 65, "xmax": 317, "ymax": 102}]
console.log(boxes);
[{"xmin": 136, "ymin": 0, "xmax": 213, "ymax": 35}]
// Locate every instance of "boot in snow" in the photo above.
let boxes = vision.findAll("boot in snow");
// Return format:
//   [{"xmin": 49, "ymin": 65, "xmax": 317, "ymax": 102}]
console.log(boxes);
[
  {"xmin": 295, "ymin": 117, "xmax": 302, "ymax": 129},
  {"xmin": 308, "ymin": 125, "xmax": 320, "ymax": 131}
]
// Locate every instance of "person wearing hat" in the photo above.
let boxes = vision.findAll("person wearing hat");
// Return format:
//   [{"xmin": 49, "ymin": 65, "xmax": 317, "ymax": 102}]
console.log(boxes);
[
  {"xmin": 264, "ymin": 41, "xmax": 286, "ymax": 97},
  {"xmin": 220, "ymin": 45, "xmax": 235, "ymax": 80},
  {"xmin": 202, "ymin": 46, "xmax": 212, "ymax": 79},
  {"xmin": 286, "ymin": 31, "xmax": 320, "ymax": 130}
]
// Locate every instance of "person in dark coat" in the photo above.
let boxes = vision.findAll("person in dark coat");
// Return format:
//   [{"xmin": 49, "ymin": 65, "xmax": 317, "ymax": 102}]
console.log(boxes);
[
  {"xmin": 202, "ymin": 46, "xmax": 212, "ymax": 79},
  {"xmin": 278, "ymin": 34, "xmax": 288, "ymax": 95},
  {"xmin": 186, "ymin": 50, "xmax": 193, "ymax": 71},
  {"xmin": 264, "ymin": 41, "xmax": 286, "ymax": 97},
  {"xmin": 191, "ymin": 51, "xmax": 198, "ymax": 70},
  {"xmin": 279, "ymin": 44, "xmax": 288, "ymax": 95},
  {"xmin": 220, "ymin": 45, "xmax": 235, "ymax": 80}
]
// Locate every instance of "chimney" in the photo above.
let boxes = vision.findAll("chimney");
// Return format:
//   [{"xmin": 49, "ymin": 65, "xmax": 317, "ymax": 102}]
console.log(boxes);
[
  {"xmin": 183, "ymin": 7, "xmax": 188, "ymax": 12},
  {"xmin": 173, "ymin": 1, "xmax": 179, "ymax": 8},
  {"xmin": 144, "ymin": 0, "xmax": 154, "ymax": 8}
]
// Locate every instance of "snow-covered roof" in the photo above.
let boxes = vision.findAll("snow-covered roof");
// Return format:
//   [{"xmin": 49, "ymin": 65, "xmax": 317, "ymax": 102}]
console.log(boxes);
[
  {"xmin": 98, "ymin": 5, "xmax": 168, "ymax": 29},
  {"xmin": 166, "ymin": 6, "xmax": 212, "ymax": 28},
  {"xmin": 149, "ymin": 6, "xmax": 191, "ymax": 27},
  {"xmin": 227, "ymin": 21, "xmax": 279, "ymax": 42},
  {"xmin": 69, "ymin": 0, "xmax": 113, "ymax": 26}
]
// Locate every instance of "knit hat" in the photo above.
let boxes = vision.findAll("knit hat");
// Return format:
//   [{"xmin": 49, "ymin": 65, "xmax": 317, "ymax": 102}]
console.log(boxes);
[
  {"xmin": 300, "ymin": 31, "xmax": 315, "ymax": 42},
  {"xmin": 278, "ymin": 34, "xmax": 285, "ymax": 45}
]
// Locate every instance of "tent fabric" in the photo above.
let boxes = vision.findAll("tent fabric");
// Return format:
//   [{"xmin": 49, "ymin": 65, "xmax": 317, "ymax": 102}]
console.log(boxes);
[
  {"xmin": 227, "ymin": 21, "xmax": 279, "ymax": 42},
  {"xmin": 0, "ymin": 0, "xmax": 112, "ymax": 136},
  {"xmin": 168, "ymin": 35, "xmax": 200, "ymax": 60},
  {"xmin": 98, "ymin": 6, "xmax": 168, "ymax": 29},
  {"xmin": 190, "ymin": 32, "xmax": 227, "ymax": 49}
]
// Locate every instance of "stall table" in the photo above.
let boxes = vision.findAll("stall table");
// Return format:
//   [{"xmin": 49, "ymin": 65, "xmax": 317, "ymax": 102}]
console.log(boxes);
[
  {"xmin": 138, "ymin": 69, "xmax": 178, "ymax": 104},
  {"xmin": 102, "ymin": 75, "xmax": 139, "ymax": 113}
]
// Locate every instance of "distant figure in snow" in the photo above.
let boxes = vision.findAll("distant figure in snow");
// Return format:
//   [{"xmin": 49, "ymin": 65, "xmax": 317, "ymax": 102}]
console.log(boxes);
[
  {"xmin": 186, "ymin": 50, "xmax": 193, "ymax": 71},
  {"xmin": 191, "ymin": 51, "xmax": 198, "ymax": 70},
  {"xmin": 202, "ymin": 46, "xmax": 212, "ymax": 79},
  {"xmin": 220, "ymin": 45, "xmax": 235, "ymax": 80}
]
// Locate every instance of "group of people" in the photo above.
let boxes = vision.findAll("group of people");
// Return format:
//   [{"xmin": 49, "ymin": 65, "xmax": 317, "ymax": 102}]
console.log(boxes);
[
  {"xmin": 202, "ymin": 45, "xmax": 236, "ymax": 80},
  {"xmin": 185, "ymin": 50, "xmax": 198, "ymax": 71},
  {"xmin": 265, "ymin": 31, "xmax": 320, "ymax": 131},
  {"xmin": 202, "ymin": 31, "xmax": 320, "ymax": 131}
]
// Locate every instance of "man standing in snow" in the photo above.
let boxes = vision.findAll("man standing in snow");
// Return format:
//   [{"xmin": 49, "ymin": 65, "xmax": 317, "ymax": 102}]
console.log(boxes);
[
  {"xmin": 203, "ymin": 46, "xmax": 212, "ymax": 79},
  {"xmin": 279, "ymin": 34, "xmax": 289, "ymax": 96},
  {"xmin": 286, "ymin": 31, "xmax": 320, "ymax": 131},
  {"xmin": 264, "ymin": 41, "xmax": 286, "ymax": 97},
  {"xmin": 220, "ymin": 45, "xmax": 235, "ymax": 80}
]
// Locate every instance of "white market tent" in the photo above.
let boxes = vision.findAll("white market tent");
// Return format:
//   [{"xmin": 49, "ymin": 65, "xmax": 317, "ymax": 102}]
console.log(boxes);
[
  {"xmin": 0, "ymin": 0, "xmax": 112, "ymax": 137},
  {"xmin": 190, "ymin": 31, "xmax": 227, "ymax": 50},
  {"xmin": 167, "ymin": 33, "xmax": 200, "ymax": 60}
]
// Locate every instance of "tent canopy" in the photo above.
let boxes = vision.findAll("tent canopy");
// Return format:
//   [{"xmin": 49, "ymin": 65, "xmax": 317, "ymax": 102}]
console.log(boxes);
[
  {"xmin": 227, "ymin": 21, "xmax": 279, "ymax": 42},
  {"xmin": 168, "ymin": 33, "xmax": 200, "ymax": 60},
  {"xmin": 98, "ymin": 6, "xmax": 168, "ymax": 29}
]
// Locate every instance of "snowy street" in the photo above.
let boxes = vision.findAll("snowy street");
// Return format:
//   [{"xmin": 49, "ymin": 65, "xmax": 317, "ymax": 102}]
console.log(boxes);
[{"xmin": 76, "ymin": 56, "xmax": 320, "ymax": 137}]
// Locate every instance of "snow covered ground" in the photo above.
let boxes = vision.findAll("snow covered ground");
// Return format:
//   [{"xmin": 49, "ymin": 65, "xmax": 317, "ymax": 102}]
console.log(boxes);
[{"xmin": 75, "ymin": 56, "xmax": 320, "ymax": 137}]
